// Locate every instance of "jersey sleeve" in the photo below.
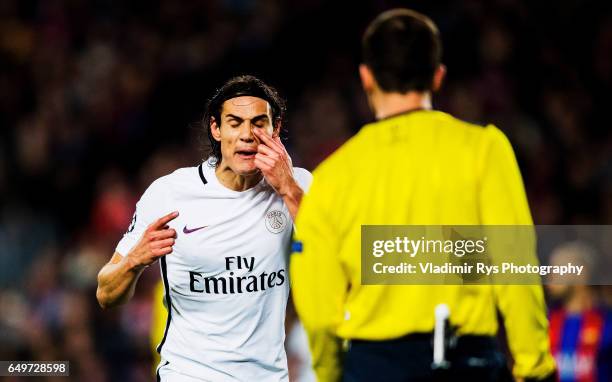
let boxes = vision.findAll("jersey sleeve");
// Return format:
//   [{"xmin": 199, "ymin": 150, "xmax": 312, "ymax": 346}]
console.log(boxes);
[
  {"xmin": 478, "ymin": 125, "xmax": 533, "ymax": 225},
  {"xmin": 293, "ymin": 167, "xmax": 313, "ymax": 193},
  {"xmin": 479, "ymin": 126, "xmax": 557, "ymax": 379},
  {"xmin": 291, "ymin": 164, "xmax": 347, "ymax": 382},
  {"xmin": 116, "ymin": 179, "xmax": 169, "ymax": 256}
]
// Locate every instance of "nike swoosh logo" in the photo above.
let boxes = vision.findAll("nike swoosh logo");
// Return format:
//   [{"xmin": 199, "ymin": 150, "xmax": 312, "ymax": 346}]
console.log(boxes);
[{"xmin": 183, "ymin": 225, "xmax": 208, "ymax": 234}]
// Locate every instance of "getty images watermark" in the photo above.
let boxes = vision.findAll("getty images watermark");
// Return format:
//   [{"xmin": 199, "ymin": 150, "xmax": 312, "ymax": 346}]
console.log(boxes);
[{"xmin": 361, "ymin": 225, "xmax": 612, "ymax": 285}]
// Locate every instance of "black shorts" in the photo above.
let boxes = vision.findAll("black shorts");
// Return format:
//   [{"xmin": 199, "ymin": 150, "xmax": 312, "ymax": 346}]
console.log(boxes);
[{"xmin": 342, "ymin": 333, "xmax": 513, "ymax": 382}]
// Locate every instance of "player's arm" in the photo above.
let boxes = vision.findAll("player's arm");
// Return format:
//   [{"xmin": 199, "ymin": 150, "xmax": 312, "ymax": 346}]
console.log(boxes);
[
  {"xmin": 96, "ymin": 211, "xmax": 178, "ymax": 309},
  {"xmin": 252, "ymin": 128, "xmax": 304, "ymax": 220},
  {"xmin": 278, "ymin": 181, "xmax": 303, "ymax": 221},
  {"xmin": 479, "ymin": 126, "xmax": 556, "ymax": 380}
]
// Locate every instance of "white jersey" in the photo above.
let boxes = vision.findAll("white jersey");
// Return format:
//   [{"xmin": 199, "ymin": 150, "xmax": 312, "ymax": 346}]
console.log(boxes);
[{"xmin": 116, "ymin": 159, "xmax": 312, "ymax": 382}]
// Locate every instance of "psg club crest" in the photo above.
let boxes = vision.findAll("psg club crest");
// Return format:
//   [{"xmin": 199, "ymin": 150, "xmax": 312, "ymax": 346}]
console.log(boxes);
[{"xmin": 265, "ymin": 210, "xmax": 286, "ymax": 234}]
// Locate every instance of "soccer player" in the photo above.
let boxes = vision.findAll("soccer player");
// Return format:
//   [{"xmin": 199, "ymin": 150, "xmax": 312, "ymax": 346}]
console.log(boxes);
[
  {"xmin": 547, "ymin": 242, "xmax": 612, "ymax": 382},
  {"xmin": 290, "ymin": 9, "xmax": 557, "ymax": 382},
  {"xmin": 96, "ymin": 75, "xmax": 312, "ymax": 382}
]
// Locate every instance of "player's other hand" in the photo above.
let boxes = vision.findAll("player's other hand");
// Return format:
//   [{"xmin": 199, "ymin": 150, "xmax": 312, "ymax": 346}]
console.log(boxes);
[
  {"xmin": 252, "ymin": 128, "xmax": 297, "ymax": 196},
  {"xmin": 127, "ymin": 211, "xmax": 178, "ymax": 270}
]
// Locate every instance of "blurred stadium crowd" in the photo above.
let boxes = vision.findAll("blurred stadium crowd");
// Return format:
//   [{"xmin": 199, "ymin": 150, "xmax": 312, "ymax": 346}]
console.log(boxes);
[{"xmin": 0, "ymin": 0, "xmax": 610, "ymax": 381}]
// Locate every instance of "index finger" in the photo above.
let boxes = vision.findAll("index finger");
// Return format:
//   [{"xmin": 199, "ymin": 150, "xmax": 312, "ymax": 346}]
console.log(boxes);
[
  {"xmin": 251, "ymin": 126, "xmax": 261, "ymax": 145},
  {"xmin": 253, "ymin": 128, "xmax": 283, "ymax": 153},
  {"xmin": 148, "ymin": 211, "xmax": 179, "ymax": 231}
]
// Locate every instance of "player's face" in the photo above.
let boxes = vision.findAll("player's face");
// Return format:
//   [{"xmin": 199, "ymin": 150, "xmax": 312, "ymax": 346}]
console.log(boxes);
[
  {"xmin": 211, "ymin": 96, "xmax": 275, "ymax": 176},
  {"xmin": 545, "ymin": 249, "xmax": 589, "ymax": 301}
]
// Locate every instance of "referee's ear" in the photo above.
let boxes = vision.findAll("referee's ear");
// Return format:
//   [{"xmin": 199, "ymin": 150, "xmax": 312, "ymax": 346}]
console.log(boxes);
[
  {"xmin": 432, "ymin": 64, "xmax": 446, "ymax": 92},
  {"xmin": 359, "ymin": 64, "xmax": 376, "ymax": 95}
]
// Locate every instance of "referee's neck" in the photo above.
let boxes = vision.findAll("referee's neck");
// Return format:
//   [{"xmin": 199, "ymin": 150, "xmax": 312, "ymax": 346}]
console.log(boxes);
[{"xmin": 373, "ymin": 91, "xmax": 432, "ymax": 120}]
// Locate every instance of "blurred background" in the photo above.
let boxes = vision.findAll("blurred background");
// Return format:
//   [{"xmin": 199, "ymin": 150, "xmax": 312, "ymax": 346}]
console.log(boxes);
[{"xmin": 0, "ymin": 0, "xmax": 611, "ymax": 381}]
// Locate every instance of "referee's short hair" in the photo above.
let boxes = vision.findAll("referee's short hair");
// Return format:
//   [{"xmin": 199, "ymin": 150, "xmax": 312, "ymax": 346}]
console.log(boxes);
[{"xmin": 362, "ymin": 9, "xmax": 442, "ymax": 93}]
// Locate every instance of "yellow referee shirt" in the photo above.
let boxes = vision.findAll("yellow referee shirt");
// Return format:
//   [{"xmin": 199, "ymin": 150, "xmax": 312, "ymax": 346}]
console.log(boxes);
[
  {"xmin": 291, "ymin": 110, "xmax": 556, "ymax": 381},
  {"xmin": 151, "ymin": 281, "xmax": 166, "ymax": 374}
]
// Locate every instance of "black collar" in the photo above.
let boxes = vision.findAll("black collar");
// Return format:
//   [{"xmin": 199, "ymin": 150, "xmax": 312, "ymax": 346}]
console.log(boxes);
[{"xmin": 198, "ymin": 163, "xmax": 208, "ymax": 186}]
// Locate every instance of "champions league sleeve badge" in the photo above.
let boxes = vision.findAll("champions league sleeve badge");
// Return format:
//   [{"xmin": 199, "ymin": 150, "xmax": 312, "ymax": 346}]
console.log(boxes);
[{"xmin": 265, "ymin": 210, "xmax": 287, "ymax": 234}]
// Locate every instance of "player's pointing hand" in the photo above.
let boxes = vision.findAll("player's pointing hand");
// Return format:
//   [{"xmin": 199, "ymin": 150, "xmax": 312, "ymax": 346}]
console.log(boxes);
[{"xmin": 127, "ymin": 211, "xmax": 178, "ymax": 270}]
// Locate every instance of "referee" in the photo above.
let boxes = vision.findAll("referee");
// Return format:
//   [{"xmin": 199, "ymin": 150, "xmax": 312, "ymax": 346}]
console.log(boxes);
[{"xmin": 290, "ymin": 9, "xmax": 556, "ymax": 382}]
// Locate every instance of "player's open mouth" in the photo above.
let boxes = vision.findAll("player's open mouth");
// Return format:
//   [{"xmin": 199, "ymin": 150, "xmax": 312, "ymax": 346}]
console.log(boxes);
[{"xmin": 236, "ymin": 150, "xmax": 256, "ymax": 159}]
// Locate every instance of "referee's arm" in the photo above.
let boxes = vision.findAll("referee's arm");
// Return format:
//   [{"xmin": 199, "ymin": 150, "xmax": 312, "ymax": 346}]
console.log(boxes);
[
  {"xmin": 291, "ymin": 174, "xmax": 348, "ymax": 382},
  {"xmin": 479, "ymin": 126, "xmax": 556, "ymax": 381}
]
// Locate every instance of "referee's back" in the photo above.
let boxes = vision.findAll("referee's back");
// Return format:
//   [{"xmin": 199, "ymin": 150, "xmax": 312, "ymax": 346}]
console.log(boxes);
[
  {"xmin": 290, "ymin": 8, "xmax": 556, "ymax": 382},
  {"xmin": 292, "ymin": 110, "xmax": 555, "ymax": 380}
]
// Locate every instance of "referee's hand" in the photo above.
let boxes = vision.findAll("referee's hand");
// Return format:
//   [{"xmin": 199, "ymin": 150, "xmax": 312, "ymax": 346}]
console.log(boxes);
[{"xmin": 127, "ymin": 211, "xmax": 178, "ymax": 270}]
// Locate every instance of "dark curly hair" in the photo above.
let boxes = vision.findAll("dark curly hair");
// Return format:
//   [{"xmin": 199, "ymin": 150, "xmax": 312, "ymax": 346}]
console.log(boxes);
[{"xmin": 202, "ymin": 75, "xmax": 287, "ymax": 165}]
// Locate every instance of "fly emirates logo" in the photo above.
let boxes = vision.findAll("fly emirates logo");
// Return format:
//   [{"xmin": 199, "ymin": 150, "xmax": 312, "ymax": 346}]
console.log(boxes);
[{"xmin": 189, "ymin": 256, "xmax": 286, "ymax": 295}]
